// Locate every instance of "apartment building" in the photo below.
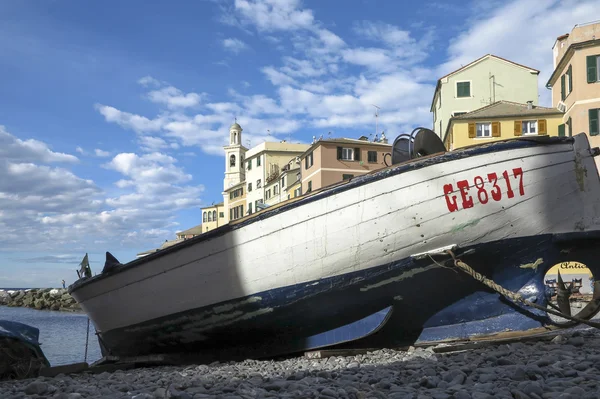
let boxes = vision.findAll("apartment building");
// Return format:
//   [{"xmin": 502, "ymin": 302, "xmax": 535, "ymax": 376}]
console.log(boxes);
[
  {"xmin": 299, "ymin": 135, "xmax": 391, "ymax": 194},
  {"xmin": 444, "ymin": 101, "xmax": 564, "ymax": 150},
  {"xmin": 431, "ymin": 54, "xmax": 540, "ymax": 138},
  {"xmin": 200, "ymin": 202, "xmax": 225, "ymax": 233},
  {"xmin": 546, "ymin": 21, "xmax": 600, "ymax": 149}
]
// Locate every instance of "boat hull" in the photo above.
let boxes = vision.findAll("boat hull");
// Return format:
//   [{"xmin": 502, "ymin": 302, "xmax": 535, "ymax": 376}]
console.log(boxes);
[{"xmin": 70, "ymin": 134, "xmax": 600, "ymax": 361}]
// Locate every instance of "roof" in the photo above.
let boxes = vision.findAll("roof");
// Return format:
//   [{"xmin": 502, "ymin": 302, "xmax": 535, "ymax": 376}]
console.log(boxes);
[
  {"xmin": 176, "ymin": 225, "xmax": 203, "ymax": 236},
  {"xmin": 201, "ymin": 202, "xmax": 224, "ymax": 211},
  {"xmin": 442, "ymin": 101, "xmax": 563, "ymax": 145},
  {"xmin": 452, "ymin": 101, "xmax": 563, "ymax": 120},
  {"xmin": 230, "ymin": 122, "xmax": 242, "ymax": 130},
  {"xmin": 299, "ymin": 138, "xmax": 391, "ymax": 159},
  {"xmin": 430, "ymin": 54, "xmax": 540, "ymax": 111}
]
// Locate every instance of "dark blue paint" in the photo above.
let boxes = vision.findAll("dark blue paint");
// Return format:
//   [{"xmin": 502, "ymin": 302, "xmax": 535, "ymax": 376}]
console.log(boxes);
[
  {"xmin": 95, "ymin": 231, "xmax": 600, "ymax": 362},
  {"xmin": 0, "ymin": 320, "xmax": 50, "ymax": 366}
]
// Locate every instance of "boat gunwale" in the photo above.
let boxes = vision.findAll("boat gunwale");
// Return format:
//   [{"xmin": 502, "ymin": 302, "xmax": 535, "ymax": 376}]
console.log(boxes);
[{"xmin": 68, "ymin": 135, "xmax": 576, "ymax": 293}]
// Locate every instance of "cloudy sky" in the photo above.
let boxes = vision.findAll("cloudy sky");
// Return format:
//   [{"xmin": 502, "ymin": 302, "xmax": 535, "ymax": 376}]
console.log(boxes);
[{"xmin": 0, "ymin": 0, "xmax": 598, "ymax": 288}]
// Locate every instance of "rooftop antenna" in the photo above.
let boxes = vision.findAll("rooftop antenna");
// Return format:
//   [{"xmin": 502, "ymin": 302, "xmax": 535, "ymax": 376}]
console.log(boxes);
[{"xmin": 372, "ymin": 104, "xmax": 381, "ymax": 138}]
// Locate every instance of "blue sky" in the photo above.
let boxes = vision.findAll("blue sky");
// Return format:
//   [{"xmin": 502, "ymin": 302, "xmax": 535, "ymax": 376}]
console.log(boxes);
[{"xmin": 0, "ymin": 0, "xmax": 598, "ymax": 287}]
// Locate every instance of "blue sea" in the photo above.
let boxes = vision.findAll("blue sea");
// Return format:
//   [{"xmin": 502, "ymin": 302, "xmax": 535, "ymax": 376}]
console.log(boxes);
[{"xmin": 0, "ymin": 305, "xmax": 102, "ymax": 366}]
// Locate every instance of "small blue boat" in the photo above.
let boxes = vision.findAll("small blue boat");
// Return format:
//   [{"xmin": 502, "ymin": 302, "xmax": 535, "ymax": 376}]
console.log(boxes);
[{"xmin": 0, "ymin": 320, "xmax": 50, "ymax": 380}]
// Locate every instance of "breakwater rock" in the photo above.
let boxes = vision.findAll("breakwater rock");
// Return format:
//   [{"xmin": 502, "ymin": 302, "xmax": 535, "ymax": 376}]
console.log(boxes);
[{"xmin": 0, "ymin": 289, "xmax": 80, "ymax": 312}]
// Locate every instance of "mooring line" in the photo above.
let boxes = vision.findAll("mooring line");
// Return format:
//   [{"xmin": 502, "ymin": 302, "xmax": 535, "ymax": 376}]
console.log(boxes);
[
  {"xmin": 445, "ymin": 249, "xmax": 600, "ymax": 330},
  {"xmin": 84, "ymin": 317, "xmax": 90, "ymax": 363}
]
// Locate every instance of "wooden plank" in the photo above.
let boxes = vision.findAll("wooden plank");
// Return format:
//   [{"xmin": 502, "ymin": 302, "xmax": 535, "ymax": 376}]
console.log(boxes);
[{"xmin": 39, "ymin": 362, "xmax": 89, "ymax": 377}]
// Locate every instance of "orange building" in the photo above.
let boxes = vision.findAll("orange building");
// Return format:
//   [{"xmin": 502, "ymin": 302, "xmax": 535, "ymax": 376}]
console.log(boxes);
[{"xmin": 299, "ymin": 135, "xmax": 392, "ymax": 194}]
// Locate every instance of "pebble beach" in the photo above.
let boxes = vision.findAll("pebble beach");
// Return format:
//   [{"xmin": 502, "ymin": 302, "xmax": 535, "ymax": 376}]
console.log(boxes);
[{"xmin": 2, "ymin": 328, "xmax": 600, "ymax": 399}]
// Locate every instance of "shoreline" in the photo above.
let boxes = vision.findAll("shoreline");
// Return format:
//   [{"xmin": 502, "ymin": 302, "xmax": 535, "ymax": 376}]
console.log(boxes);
[{"xmin": 0, "ymin": 288, "xmax": 81, "ymax": 312}]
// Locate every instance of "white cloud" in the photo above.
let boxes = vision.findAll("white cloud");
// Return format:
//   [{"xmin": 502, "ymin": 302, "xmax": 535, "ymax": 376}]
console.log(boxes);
[
  {"xmin": 147, "ymin": 86, "xmax": 203, "ymax": 109},
  {"xmin": 0, "ymin": 125, "xmax": 79, "ymax": 164},
  {"xmin": 438, "ymin": 0, "xmax": 600, "ymax": 106},
  {"xmin": 234, "ymin": 0, "xmax": 315, "ymax": 32},
  {"xmin": 223, "ymin": 38, "xmax": 248, "ymax": 53},
  {"xmin": 94, "ymin": 148, "xmax": 110, "ymax": 157},
  {"xmin": 138, "ymin": 75, "xmax": 162, "ymax": 87},
  {"xmin": 96, "ymin": 104, "xmax": 165, "ymax": 133},
  {"xmin": 76, "ymin": 146, "xmax": 86, "ymax": 155}
]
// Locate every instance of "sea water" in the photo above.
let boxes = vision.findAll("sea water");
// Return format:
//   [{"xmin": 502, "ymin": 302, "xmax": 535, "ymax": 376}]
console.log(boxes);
[{"xmin": 0, "ymin": 305, "xmax": 102, "ymax": 366}]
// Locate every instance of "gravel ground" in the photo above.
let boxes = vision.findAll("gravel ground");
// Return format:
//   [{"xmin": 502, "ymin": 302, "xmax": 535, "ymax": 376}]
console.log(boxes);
[{"xmin": 2, "ymin": 329, "xmax": 600, "ymax": 399}]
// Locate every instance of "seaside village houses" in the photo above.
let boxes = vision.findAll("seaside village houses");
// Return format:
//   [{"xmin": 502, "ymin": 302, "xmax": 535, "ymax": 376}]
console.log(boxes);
[{"xmin": 137, "ymin": 20, "xmax": 599, "ymax": 258}]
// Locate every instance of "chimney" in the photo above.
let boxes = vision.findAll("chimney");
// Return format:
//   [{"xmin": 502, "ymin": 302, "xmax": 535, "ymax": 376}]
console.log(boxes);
[
  {"xmin": 380, "ymin": 131, "xmax": 388, "ymax": 144},
  {"xmin": 527, "ymin": 101, "xmax": 533, "ymax": 110}
]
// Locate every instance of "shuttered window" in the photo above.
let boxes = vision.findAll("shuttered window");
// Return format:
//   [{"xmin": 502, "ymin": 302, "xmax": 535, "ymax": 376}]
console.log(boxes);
[
  {"xmin": 558, "ymin": 124, "xmax": 565, "ymax": 137},
  {"xmin": 367, "ymin": 151, "xmax": 377, "ymax": 163},
  {"xmin": 587, "ymin": 55, "xmax": 599, "ymax": 83},
  {"xmin": 456, "ymin": 81, "xmax": 470, "ymax": 98},
  {"xmin": 590, "ymin": 109, "xmax": 600, "ymax": 136}
]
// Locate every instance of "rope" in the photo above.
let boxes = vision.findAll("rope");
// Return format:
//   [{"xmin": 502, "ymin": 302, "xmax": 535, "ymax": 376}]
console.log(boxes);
[
  {"xmin": 445, "ymin": 250, "xmax": 600, "ymax": 330},
  {"xmin": 84, "ymin": 317, "xmax": 90, "ymax": 363}
]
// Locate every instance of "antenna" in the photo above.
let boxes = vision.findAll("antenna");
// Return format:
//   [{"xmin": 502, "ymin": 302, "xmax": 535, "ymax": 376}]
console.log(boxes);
[{"xmin": 372, "ymin": 104, "xmax": 381, "ymax": 137}]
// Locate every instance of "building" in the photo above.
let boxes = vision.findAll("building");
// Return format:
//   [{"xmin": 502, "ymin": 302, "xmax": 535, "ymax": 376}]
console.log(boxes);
[
  {"xmin": 280, "ymin": 158, "xmax": 302, "ymax": 201},
  {"xmin": 299, "ymin": 135, "xmax": 391, "ymax": 194},
  {"xmin": 443, "ymin": 101, "xmax": 564, "ymax": 150},
  {"xmin": 222, "ymin": 122, "xmax": 247, "ymax": 224},
  {"xmin": 244, "ymin": 140, "xmax": 309, "ymax": 216},
  {"xmin": 200, "ymin": 202, "xmax": 225, "ymax": 233},
  {"xmin": 545, "ymin": 21, "xmax": 600, "ymax": 149},
  {"xmin": 176, "ymin": 225, "xmax": 203, "ymax": 239},
  {"xmin": 431, "ymin": 54, "xmax": 540, "ymax": 138}
]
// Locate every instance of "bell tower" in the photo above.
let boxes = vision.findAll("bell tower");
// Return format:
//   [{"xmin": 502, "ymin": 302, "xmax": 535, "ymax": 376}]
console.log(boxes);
[{"xmin": 223, "ymin": 120, "xmax": 246, "ymax": 191}]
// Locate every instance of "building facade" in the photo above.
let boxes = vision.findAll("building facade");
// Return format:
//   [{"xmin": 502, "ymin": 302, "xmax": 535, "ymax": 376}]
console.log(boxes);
[
  {"xmin": 200, "ymin": 202, "xmax": 225, "ymax": 233},
  {"xmin": 299, "ymin": 136, "xmax": 391, "ymax": 194},
  {"xmin": 431, "ymin": 54, "xmax": 540, "ymax": 138},
  {"xmin": 244, "ymin": 141, "xmax": 309, "ymax": 216},
  {"xmin": 444, "ymin": 101, "xmax": 564, "ymax": 150},
  {"xmin": 226, "ymin": 181, "xmax": 246, "ymax": 222},
  {"xmin": 546, "ymin": 21, "xmax": 600, "ymax": 151}
]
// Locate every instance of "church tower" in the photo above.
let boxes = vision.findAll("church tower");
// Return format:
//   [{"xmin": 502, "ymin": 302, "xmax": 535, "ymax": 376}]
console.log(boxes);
[{"xmin": 223, "ymin": 121, "xmax": 246, "ymax": 191}]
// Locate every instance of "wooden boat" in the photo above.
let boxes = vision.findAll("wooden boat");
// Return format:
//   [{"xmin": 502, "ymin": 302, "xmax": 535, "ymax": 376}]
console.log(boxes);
[{"xmin": 69, "ymin": 130, "xmax": 600, "ymax": 362}]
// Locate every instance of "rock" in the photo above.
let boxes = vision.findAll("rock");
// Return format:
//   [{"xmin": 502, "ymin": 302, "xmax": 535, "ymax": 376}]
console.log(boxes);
[
  {"xmin": 552, "ymin": 335, "xmax": 567, "ymax": 344},
  {"xmin": 567, "ymin": 336, "xmax": 585, "ymax": 347},
  {"xmin": 24, "ymin": 381, "xmax": 48, "ymax": 395}
]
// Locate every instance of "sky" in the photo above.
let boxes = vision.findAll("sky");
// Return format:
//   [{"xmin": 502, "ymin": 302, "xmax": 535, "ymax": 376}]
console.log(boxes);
[{"xmin": 0, "ymin": 0, "xmax": 598, "ymax": 288}]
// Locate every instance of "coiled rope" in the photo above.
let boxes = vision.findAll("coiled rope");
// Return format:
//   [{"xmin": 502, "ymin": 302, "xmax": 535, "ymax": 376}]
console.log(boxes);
[{"xmin": 443, "ymin": 249, "xmax": 600, "ymax": 330}]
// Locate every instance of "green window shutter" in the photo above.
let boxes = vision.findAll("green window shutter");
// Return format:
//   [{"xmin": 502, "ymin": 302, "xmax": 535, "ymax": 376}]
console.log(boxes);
[
  {"xmin": 558, "ymin": 124, "xmax": 565, "ymax": 137},
  {"xmin": 354, "ymin": 148, "xmax": 360, "ymax": 161},
  {"xmin": 561, "ymin": 74, "xmax": 565, "ymax": 100},
  {"xmin": 587, "ymin": 55, "xmax": 598, "ymax": 83},
  {"xmin": 568, "ymin": 65, "xmax": 572, "ymax": 94},
  {"xmin": 337, "ymin": 146, "xmax": 342, "ymax": 160},
  {"xmin": 590, "ymin": 109, "xmax": 599, "ymax": 136}
]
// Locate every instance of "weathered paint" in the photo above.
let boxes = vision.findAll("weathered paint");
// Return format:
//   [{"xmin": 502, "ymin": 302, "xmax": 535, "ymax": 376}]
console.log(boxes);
[
  {"xmin": 69, "ymin": 134, "xmax": 600, "ymax": 360},
  {"xmin": 519, "ymin": 258, "xmax": 544, "ymax": 271}
]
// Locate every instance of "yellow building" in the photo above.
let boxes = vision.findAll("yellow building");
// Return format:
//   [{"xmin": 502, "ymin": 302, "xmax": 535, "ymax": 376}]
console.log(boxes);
[
  {"xmin": 200, "ymin": 202, "xmax": 225, "ymax": 234},
  {"xmin": 444, "ymin": 101, "xmax": 564, "ymax": 150},
  {"xmin": 225, "ymin": 182, "xmax": 246, "ymax": 222}
]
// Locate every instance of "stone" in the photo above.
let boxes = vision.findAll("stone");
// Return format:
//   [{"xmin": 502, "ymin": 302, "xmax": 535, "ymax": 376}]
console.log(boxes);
[{"xmin": 24, "ymin": 381, "xmax": 48, "ymax": 395}]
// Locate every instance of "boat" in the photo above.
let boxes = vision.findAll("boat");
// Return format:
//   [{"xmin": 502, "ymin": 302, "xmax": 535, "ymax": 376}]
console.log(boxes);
[
  {"xmin": 0, "ymin": 320, "xmax": 50, "ymax": 380},
  {"xmin": 69, "ymin": 129, "xmax": 600, "ymax": 363}
]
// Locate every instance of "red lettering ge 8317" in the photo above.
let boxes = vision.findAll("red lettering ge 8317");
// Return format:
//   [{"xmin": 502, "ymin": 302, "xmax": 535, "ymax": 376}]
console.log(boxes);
[{"xmin": 443, "ymin": 167, "xmax": 524, "ymax": 213}]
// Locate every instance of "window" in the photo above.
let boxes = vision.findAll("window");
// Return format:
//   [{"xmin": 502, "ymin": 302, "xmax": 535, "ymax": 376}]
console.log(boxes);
[
  {"xmin": 336, "ymin": 146, "xmax": 360, "ymax": 161},
  {"xmin": 288, "ymin": 194, "xmax": 290, "ymax": 200},
  {"xmin": 256, "ymin": 179, "xmax": 262, "ymax": 188},
  {"xmin": 476, "ymin": 123, "xmax": 491, "ymax": 138},
  {"xmin": 567, "ymin": 117, "xmax": 573, "ymax": 137},
  {"xmin": 305, "ymin": 152, "xmax": 314, "ymax": 169},
  {"xmin": 367, "ymin": 151, "xmax": 377, "ymax": 163},
  {"xmin": 247, "ymin": 161, "xmax": 252, "ymax": 170},
  {"xmin": 561, "ymin": 65, "xmax": 573, "ymax": 100},
  {"xmin": 281, "ymin": 176, "xmax": 285, "ymax": 188},
  {"xmin": 590, "ymin": 108, "xmax": 599, "ymax": 136},
  {"xmin": 207, "ymin": 212, "xmax": 212, "ymax": 222},
  {"xmin": 522, "ymin": 120, "xmax": 537, "ymax": 135},
  {"xmin": 248, "ymin": 182, "xmax": 252, "ymax": 192},
  {"xmin": 456, "ymin": 81, "xmax": 471, "ymax": 98},
  {"xmin": 212, "ymin": 211, "xmax": 216, "ymax": 221},
  {"xmin": 342, "ymin": 174, "xmax": 354, "ymax": 180},
  {"xmin": 307, "ymin": 181, "xmax": 312, "ymax": 193},
  {"xmin": 587, "ymin": 55, "xmax": 600, "ymax": 83},
  {"xmin": 203, "ymin": 212, "xmax": 207, "ymax": 222},
  {"xmin": 229, "ymin": 154, "xmax": 236, "ymax": 167},
  {"xmin": 274, "ymin": 185, "xmax": 279, "ymax": 195},
  {"xmin": 248, "ymin": 202, "xmax": 253, "ymax": 215},
  {"xmin": 257, "ymin": 156, "xmax": 261, "ymax": 167},
  {"xmin": 265, "ymin": 189, "xmax": 271, "ymax": 200},
  {"xmin": 294, "ymin": 187, "xmax": 301, "ymax": 197},
  {"xmin": 255, "ymin": 199, "xmax": 263, "ymax": 210},
  {"xmin": 219, "ymin": 212, "xmax": 224, "ymax": 218}
]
